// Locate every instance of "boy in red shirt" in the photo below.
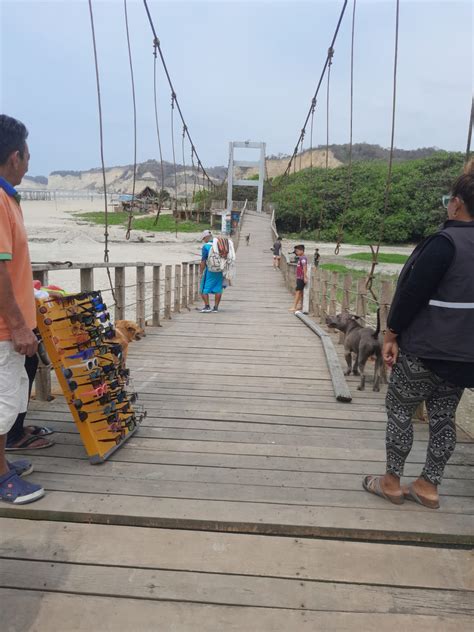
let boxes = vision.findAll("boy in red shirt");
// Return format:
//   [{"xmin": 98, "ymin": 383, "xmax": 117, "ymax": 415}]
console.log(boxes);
[{"xmin": 290, "ymin": 244, "xmax": 308, "ymax": 312}]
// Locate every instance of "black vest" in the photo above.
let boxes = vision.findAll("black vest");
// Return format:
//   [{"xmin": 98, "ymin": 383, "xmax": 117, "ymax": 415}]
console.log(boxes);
[{"xmin": 399, "ymin": 222, "xmax": 474, "ymax": 362}]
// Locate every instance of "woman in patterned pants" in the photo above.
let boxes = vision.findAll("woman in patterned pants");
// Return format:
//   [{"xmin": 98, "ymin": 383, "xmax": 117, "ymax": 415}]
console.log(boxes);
[{"xmin": 364, "ymin": 162, "xmax": 474, "ymax": 509}]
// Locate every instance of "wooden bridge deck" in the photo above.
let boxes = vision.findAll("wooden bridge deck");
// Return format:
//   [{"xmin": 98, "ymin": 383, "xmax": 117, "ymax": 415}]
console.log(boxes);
[{"xmin": 1, "ymin": 211, "xmax": 473, "ymax": 630}]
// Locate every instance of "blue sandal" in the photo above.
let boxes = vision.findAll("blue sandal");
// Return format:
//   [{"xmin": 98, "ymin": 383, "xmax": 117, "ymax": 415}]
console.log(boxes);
[
  {"xmin": 7, "ymin": 459, "xmax": 34, "ymax": 477},
  {"xmin": 0, "ymin": 470, "xmax": 44, "ymax": 504}
]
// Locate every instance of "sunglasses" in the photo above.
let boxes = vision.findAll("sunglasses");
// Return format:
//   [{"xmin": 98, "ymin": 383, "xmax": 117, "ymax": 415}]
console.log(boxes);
[
  {"xmin": 67, "ymin": 346, "xmax": 109, "ymax": 360},
  {"xmin": 73, "ymin": 388, "xmax": 130, "ymax": 410},
  {"xmin": 442, "ymin": 194, "xmax": 452, "ymax": 209},
  {"xmin": 63, "ymin": 358, "xmax": 99, "ymax": 373}
]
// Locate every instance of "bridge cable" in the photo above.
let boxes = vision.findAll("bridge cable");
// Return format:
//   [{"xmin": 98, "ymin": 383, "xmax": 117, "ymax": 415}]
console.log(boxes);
[
  {"xmin": 142, "ymin": 0, "xmax": 215, "ymax": 190},
  {"xmin": 152, "ymin": 40, "xmax": 165, "ymax": 225},
  {"xmin": 309, "ymin": 98, "xmax": 316, "ymax": 169},
  {"xmin": 170, "ymin": 94, "xmax": 179, "ymax": 237},
  {"xmin": 87, "ymin": 0, "xmax": 118, "ymax": 307},
  {"xmin": 365, "ymin": 0, "xmax": 400, "ymax": 303},
  {"xmin": 283, "ymin": 0, "xmax": 348, "ymax": 177},
  {"xmin": 124, "ymin": 0, "xmax": 137, "ymax": 241},
  {"xmin": 335, "ymin": 0, "xmax": 357, "ymax": 255},
  {"xmin": 317, "ymin": 46, "xmax": 334, "ymax": 239},
  {"xmin": 190, "ymin": 146, "xmax": 197, "ymax": 201},
  {"xmin": 182, "ymin": 125, "xmax": 189, "ymax": 211},
  {"xmin": 465, "ymin": 96, "xmax": 474, "ymax": 165}
]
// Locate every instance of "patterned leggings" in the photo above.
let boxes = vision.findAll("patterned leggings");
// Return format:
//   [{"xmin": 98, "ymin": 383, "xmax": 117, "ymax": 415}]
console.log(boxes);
[{"xmin": 386, "ymin": 352, "xmax": 464, "ymax": 485}]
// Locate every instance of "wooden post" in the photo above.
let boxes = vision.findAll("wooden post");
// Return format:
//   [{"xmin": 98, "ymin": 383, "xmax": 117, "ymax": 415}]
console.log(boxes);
[
  {"xmin": 114, "ymin": 267, "xmax": 125, "ymax": 321},
  {"xmin": 32, "ymin": 269, "xmax": 52, "ymax": 401},
  {"xmin": 329, "ymin": 271, "xmax": 338, "ymax": 316},
  {"xmin": 339, "ymin": 274, "xmax": 353, "ymax": 343},
  {"xmin": 80, "ymin": 267, "xmax": 94, "ymax": 292},
  {"xmin": 174, "ymin": 264, "xmax": 182, "ymax": 313},
  {"xmin": 136, "ymin": 265, "xmax": 145, "ymax": 330},
  {"xmin": 320, "ymin": 270, "xmax": 328, "ymax": 322},
  {"xmin": 182, "ymin": 262, "xmax": 189, "ymax": 311},
  {"xmin": 189, "ymin": 263, "xmax": 195, "ymax": 305},
  {"xmin": 152, "ymin": 265, "xmax": 161, "ymax": 327},
  {"xmin": 165, "ymin": 265, "xmax": 172, "ymax": 319},
  {"xmin": 312, "ymin": 267, "xmax": 321, "ymax": 318},
  {"xmin": 356, "ymin": 277, "xmax": 367, "ymax": 321},
  {"xmin": 194, "ymin": 263, "xmax": 200, "ymax": 301},
  {"xmin": 379, "ymin": 280, "xmax": 392, "ymax": 332}
]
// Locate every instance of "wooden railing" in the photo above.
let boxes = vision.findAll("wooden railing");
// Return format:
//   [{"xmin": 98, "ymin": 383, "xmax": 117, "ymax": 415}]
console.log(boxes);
[{"xmin": 32, "ymin": 260, "xmax": 201, "ymax": 401}]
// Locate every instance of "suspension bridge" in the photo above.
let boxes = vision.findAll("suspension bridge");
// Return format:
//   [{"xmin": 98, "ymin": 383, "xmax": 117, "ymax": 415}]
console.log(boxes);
[{"xmin": 1, "ymin": 212, "xmax": 473, "ymax": 630}]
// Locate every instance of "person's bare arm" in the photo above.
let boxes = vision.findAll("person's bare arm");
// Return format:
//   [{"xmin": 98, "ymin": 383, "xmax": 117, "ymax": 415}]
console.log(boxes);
[{"xmin": 0, "ymin": 262, "xmax": 37, "ymax": 356}]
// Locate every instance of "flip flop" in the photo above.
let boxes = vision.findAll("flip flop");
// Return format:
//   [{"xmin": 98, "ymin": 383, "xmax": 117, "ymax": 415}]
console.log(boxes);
[
  {"xmin": 26, "ymin": 425, "xmax": 54, "ymax": 437},
  {"xmin": 5, "ymin": 434, "xmax": 55, "ymax": 452},
  {"xmin": 362, "ymin": 475, "xmax": 404, "ymax": 505},
  {"xmin": 403, "ymin": 483, "xmax": 440, "ymax": 510}
]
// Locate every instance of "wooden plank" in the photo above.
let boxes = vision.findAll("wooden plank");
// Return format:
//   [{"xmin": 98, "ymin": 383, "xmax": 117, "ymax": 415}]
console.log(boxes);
[
  {"xmin": 1, "ymin": 491, "xmax": 473, "ymax": 544},
  {"xmin": 1, "ymin": 589, "xmax": 470, "ymax": 632},
  {"xmin": 2, "ymin": 518, "xmax": 472, "ymax": 591},
  {"xmin": 295, "ymin": 312, "xmax": 352, "ymax": 402},
  {"xmin": 1, "ymin": 558, "xmax": 472, "ymax": 615}
]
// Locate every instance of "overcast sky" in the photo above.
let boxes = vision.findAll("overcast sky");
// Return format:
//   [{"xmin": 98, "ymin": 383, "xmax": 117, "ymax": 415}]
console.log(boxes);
[{"xmin": 0, "ymin": 0, "xmax": 472, "ymax": 176}]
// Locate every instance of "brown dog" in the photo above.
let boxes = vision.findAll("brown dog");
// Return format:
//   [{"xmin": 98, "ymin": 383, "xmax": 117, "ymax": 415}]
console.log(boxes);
[{"xmin": 112, "ymin": 320, "xmax": 145, "ymax": 364}]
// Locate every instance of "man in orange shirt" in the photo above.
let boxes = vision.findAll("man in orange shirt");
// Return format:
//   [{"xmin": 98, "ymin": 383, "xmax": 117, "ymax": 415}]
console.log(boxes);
[{"xmin": 0, "ymin": 115, "xmax": 44, "ymax": 504}]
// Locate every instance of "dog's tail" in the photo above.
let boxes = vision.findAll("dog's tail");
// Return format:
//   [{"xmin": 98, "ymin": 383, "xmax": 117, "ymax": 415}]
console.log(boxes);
[{"xmin": 372, "ymin": 307, "xmax": 381, "ymax": 340}]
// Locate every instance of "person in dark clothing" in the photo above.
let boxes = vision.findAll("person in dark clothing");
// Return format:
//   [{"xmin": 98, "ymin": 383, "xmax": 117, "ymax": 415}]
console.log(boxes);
[
  {"xmin": 272, "ymin": 237, "xmax": 282, "ymax": 269},
  {"xmin": 364, "ymin": 161, "xmax": 474, "ymax": 509},
  {"xmin": 313, "ymin": 248, "xmax": 321, "ymax": 267}
]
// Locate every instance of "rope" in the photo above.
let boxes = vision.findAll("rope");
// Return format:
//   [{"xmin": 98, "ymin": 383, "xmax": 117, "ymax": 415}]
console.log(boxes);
[
  {"xmin": 309, "ymin": 98, "xmax": 316, "ymax": 169},
  {"xmin": 152, "ymin": 41, "xmax": 165, "ymax": 225},
  {"xmin": 87, "ymin": 0, "xmax": 118, "ymax": 308},
  {"xmin": 170, "ymin": 94, "xmax": 179, "ymax": 237},
  {"xmin": 191, "ymin": 146, "xmax": 197, "ymax": 201},
  {"xmin": 317, "ymin": 46, "xmax": 334, "ymax": 239},
  {"xmin": 124, "ymin": 0, "xmax": 137, "ymax": 241},
  {"xmin": 182, "ymin": 125, "xmax": 189, "ymax": 210},
  {"xmin": 335, "ymin": 0, "xmax": 357, "ymax": 255},
  {"xmin": 465, "ymin": 96, "xmax": 474, "ymax": 164},
  {"xmin": 142, "ymin": 0, "xmax": 216, "ymax": 190},
  {"xmin": 366, "ymin": 0, "xmax": 400, "ymax": 302},
  {"xmin": 284, "ymin": 0, "xmax": 348, "ymax": 177}
]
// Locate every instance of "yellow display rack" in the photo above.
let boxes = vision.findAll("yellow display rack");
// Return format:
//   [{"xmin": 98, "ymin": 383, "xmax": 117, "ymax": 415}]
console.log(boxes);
[{"xmin": 35, "ymin": 291, "xmax": 145, "ymax": 463}]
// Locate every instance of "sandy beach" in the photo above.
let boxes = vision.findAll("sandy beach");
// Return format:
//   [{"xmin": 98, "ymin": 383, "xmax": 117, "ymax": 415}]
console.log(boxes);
[{"xmin": 23, "ymin": 199, "xmax": 204, "ymax": 311}]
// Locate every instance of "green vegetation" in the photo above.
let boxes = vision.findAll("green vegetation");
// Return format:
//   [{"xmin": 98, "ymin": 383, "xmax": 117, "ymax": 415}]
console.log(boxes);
[
  {"xmin": 268, "ymin": 152, "xmax": 464, "ymax": 244},
  {"xmin": 347, "ymin": 252, "xmax": 408, "ymax": 264},
  {"xmin": 74, "ymin": 211, "xmax": 211, "ymax": 233}
]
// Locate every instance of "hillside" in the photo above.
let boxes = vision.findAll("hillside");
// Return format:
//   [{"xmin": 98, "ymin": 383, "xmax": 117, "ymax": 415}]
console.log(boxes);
[{"xmin": 268, "ymin": 151, "xmax": 465, "ymax": 244}]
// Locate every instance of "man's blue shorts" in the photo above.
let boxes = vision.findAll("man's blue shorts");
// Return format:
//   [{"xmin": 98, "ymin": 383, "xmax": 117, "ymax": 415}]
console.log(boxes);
[{"xmin": 200, "ymin": 268, "xmax": 224, "ymax": 294}]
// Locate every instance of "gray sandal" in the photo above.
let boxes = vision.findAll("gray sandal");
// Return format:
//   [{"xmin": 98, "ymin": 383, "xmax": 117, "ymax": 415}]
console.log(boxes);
[
  {"xmin": 404, "ymin": 483, "xmax": 440, "ymax": 509},
  {"xmin": 363, "ymin": 475, "xmax": 404, "ymax": 505}
]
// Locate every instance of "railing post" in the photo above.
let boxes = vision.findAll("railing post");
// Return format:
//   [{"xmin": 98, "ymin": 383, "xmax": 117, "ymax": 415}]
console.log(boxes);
[
  {"xmin": 356, "ymin": 277, "xmax": 367, "ymax": 321},
  {"xmin": 189, "ymin": 263, "xmax": 195, "ymax": 305},
  {"xmin": 194, "ymin": 263, "xmax": 200, "ymax": 301},
  {"xmin": 320, "ymin": 270, "xmax": 328, "ymax": 323},
  {"xmin": 32, "ymin": 269, "xmax": 52, "ymax": 401},
  {"xmin": 80, "ymin": 267, "xmax": 94, "ymax": 292},
  {"xmin": 312, "ymin": 267, "xmax": 321, "ymax": 318},
  {"xmin": 114, "ymin": 267, "xmax": 125, "ymax": 321},
  {"xmin": 182, "ymin": 262, "xmax": 189, "ymax": 311},
  {"xmin": 165, "ymin": 265, "xmax": 172, "ymax": 319},
  {"xmin": 380, "ymin": 280, "xmax": 392, "ymax": 333},
  {"xmin": 135, "ymin": 265, "xmax": 145, "ymax": 330},
  {"xmin": 339, "ymin": 273, "xmax": 353, "ymax": 343},
  {"xmin": 152, "ymin": 265, "xmax": 161, "ymax": 327},
  {"xmin": 329, "ymin": 271, "xmax": 338, "ymax": 316},
  {"xmin": 174, "ymin": 264, "xmax": 182, "ymax": 313}
]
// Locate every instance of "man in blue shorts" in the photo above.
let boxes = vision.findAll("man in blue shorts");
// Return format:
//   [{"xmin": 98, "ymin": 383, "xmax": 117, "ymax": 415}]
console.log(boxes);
[{"xmin": 199, "ymin": 230, "xmax": 223, "ymax": 313}]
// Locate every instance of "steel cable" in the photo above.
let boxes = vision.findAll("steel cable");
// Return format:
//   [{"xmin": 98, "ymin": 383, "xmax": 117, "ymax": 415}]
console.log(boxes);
[
  {"xmin": 152, "ymin": 44, "xmax": 165, "ymax": 225},
  {"xmin": 124, "ymin": 0, "xmax": 137, "ymax": 241},
  {"xmin": 335, "ymin": 0, "xmax": 357, "ymax": 255},
  {"xmin": 366, "ymin": 0, "xmax": 400, "ymax": 302},
  {"xmin": 87, "ymin": 0, "xmax": 118, "ymax": 308}
]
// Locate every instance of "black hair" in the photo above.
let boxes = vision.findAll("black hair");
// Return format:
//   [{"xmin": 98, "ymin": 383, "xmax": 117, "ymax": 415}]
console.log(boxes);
[
  {"xmin": 0, "ymin": 115, "xmax": 28, "ymax": 165},
  {"xmin": 452, "ymin": 159, "xmax": 474, "ymax": 217}
]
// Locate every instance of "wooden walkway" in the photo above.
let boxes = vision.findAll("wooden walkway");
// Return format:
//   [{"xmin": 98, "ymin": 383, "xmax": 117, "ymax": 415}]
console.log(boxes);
[{"xmin": 1, "ymin": 211, "xmax": 473, "ymax": 630}]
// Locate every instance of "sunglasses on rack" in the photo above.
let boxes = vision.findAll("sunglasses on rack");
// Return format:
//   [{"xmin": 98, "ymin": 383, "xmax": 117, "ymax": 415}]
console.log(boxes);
[{"xmin": 73, "ymin": 388, "xmax": 130, "ymax": 410}]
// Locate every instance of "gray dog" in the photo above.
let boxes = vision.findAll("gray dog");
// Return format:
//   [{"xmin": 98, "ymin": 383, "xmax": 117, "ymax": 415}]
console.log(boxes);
[{"xmin": 326, "ymin": 312, "xmax": 384, "ymax": 391}]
